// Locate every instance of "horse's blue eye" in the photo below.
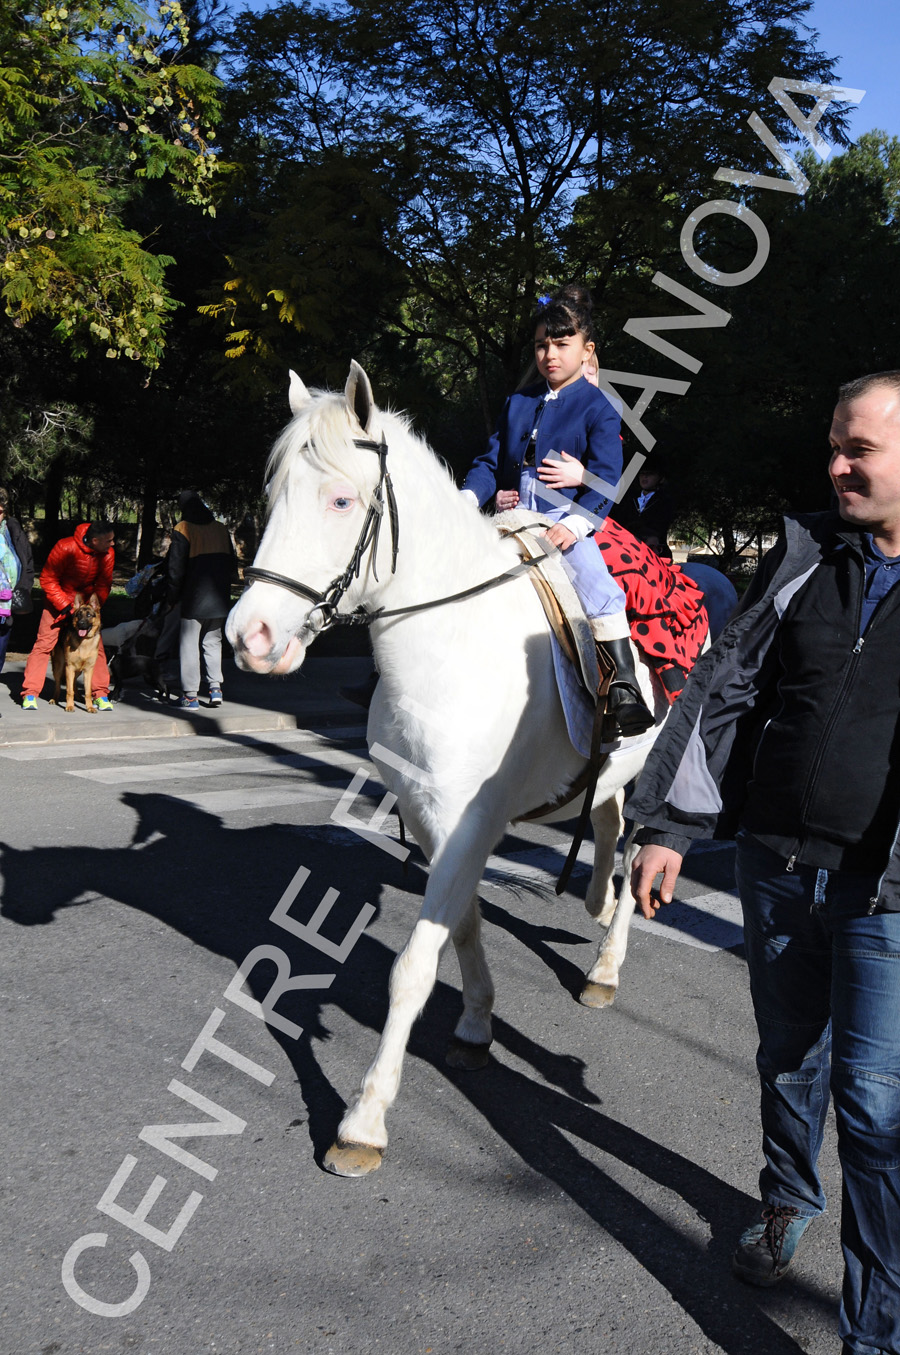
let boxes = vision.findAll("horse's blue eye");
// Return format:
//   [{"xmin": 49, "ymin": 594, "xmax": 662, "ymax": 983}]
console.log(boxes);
[{"xmin": 334, "ymin": 497, "xmax": 351, "ymax": 510}]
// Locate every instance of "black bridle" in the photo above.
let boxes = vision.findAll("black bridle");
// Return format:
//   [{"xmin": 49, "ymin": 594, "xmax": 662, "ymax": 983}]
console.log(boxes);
[{"xmin": 243, "ymin": 432, "xmax": 540, "ymax": 630}]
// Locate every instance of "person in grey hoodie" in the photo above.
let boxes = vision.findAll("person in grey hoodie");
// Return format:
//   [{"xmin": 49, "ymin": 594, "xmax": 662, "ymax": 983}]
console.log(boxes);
[{"xmin": 167, "ymin": 491, "xmax": 236, "ymax": 710}]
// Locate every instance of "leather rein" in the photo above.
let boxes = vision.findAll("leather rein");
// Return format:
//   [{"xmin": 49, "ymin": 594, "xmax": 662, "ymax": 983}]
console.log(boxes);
[{"xmin": 243, "ymin": 433, "xmax": 540, "ymax": 629}]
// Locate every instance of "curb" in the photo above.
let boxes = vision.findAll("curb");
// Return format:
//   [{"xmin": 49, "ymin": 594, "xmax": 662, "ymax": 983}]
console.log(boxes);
[
  {"xmin": 0, "ymin": 655, "xmax": 371, "ymax": 749},
  {"xmin": 0, "ymin": 708, "xmax": 309, "ymax": 748}
]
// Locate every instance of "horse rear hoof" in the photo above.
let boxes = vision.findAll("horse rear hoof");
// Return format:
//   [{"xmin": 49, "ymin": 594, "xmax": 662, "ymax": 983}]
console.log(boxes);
[
  {"xmin": 323, "ymin": 1140, "xmax": 384, "ymax": 1177},
  {"xmin": 445, "ymin": 1036, "xmax": 491, "ymax": 1070},
  {"xmin": 579, "ymin": 981, "xmax": 617, "ymax": 1009}
]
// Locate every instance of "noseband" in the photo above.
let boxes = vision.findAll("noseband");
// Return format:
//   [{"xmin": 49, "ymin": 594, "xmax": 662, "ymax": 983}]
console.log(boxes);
[{"xmin": 244, "ymin": 432, "xmax": 541, "ymax": 630}]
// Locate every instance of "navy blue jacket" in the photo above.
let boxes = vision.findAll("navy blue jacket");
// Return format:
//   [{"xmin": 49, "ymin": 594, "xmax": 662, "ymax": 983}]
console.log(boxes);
[{"xmin": 462, "ymin": 378, "xmax": 622, "ymax": 521}]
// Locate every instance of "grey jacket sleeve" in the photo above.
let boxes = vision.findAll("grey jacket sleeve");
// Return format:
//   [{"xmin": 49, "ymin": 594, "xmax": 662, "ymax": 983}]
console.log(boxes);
[{"xmin": 627, "ymin": 532, "xmax": 794, "ymax": 847}]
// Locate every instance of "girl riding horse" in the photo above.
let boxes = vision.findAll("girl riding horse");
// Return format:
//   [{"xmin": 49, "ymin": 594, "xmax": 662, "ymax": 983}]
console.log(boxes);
[{"xmin": 460, "ymin": 286, "xmax": 653, "ymax": 735}]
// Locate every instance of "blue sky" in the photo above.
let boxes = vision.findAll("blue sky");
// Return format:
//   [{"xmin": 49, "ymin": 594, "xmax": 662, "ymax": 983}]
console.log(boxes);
[
  {"xmin": 231, "ymin": 0, "xmax": 899, "ymax": 145},
  {"xmin": 807, "ymin": 0, "xmax": 900, "ymax": 140}
]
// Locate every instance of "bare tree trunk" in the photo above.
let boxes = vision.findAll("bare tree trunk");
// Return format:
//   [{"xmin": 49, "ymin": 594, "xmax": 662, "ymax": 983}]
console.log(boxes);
[
  {"xmin": 137, "ymin": 456, "xmax": 159, "ymax": 566},
  {"xmin": 42, "ymin": 453, "xmax": 66, "ymax": 550}
]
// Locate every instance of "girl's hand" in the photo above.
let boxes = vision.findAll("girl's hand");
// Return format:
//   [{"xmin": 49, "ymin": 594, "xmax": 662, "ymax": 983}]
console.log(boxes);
[
  {"xmin": 537, "ymin": 450, "xmax": 585, "ymax": 489},
  {"xmin": 495, "ymin": 489, "xmax": 520, "ymax": 511},
  {"xmin": 542, "ymin": 523, "xmax": 577, "ymax": 551}
]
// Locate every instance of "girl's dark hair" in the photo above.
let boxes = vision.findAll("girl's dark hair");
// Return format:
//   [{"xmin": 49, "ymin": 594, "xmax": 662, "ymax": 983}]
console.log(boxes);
[{"xmin": 531, "ymin": 283, "xmax": 595, "ymax": 345}]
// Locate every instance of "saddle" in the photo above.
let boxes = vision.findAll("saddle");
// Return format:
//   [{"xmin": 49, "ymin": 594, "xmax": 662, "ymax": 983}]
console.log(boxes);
[
  {"xmin": 497, "ymin": 518, "xmax": 617, "ymax": 891},
  {"xmin": 500, "ymin": 511, "xmax": 709, "ymax": 705},
  {"xmin": 498, "ymin": 512, "xmax": 707, "ymax": 892},
  {"xmin": 498, "ymin": 519, "xmax": 609, "ymax": 696}
]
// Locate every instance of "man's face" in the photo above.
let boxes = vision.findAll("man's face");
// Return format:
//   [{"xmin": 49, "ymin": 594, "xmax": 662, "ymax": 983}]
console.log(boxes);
[
  {"xmin": 87, "ymin": 531, "xmax": 114, "ymax": 555},
  {"xmin": 829, "ymin": 387, "xmax": 900, "ymax": 540}
]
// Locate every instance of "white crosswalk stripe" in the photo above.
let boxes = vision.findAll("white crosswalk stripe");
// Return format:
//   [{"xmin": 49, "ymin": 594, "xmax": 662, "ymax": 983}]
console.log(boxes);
[
  {"xmin": 67, "ymin": 748, "xmax": 369, "ymax": 783},
  {"xmin": 0, "ymin": 725, "xmax": 367, "ymax": 761},
  {"xmin": 481, "ymin": 843, "xmax": 742, "ymax": 951},
  {"xmin": 6, "ymin": 727, "xmax": 742, "ymax": 952}
]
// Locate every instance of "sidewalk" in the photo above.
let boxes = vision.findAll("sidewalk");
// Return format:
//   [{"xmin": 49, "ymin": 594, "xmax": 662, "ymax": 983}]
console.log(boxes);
[{"xmin": 0, "ymin": 652, "xmax": 372, "ymax": 747}]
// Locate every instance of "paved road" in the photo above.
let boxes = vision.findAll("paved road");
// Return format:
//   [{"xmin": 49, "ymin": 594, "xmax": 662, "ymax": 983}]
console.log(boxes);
[{"xmin": 0, "ymin": 670, "xmax": 845, "ymax": 1355}]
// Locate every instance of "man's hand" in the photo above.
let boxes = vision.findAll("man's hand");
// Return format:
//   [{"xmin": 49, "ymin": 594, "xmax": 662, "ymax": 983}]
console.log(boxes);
[
  {"xmin": 495, "ymin": 489, "xmax": 520, "ymax": 512},
  {"xmin": 542, "ymin": 523, "xmax": 577, "ymax": 551},
  {"xmin": 631, "ymin": 845, "xmax": 683, "ymax": 920}
]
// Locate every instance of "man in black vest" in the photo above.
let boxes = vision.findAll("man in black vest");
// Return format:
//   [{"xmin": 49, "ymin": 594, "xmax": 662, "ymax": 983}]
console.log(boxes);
[{"xmin": 630, "ymin": 372, "xmax": 900, "ymax": 1355}]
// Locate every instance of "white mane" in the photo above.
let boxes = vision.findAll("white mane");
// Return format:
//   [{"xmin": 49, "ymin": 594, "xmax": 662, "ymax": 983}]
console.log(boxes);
[{"xmin": 264, "ymin": 389, "xmax": 502, "ymax": 557}]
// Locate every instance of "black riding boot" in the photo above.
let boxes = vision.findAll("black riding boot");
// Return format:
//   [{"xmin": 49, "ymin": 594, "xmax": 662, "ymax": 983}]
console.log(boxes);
[{"xmin": 600, "ymin": 636, "xmax": 654, "ymax": 737}]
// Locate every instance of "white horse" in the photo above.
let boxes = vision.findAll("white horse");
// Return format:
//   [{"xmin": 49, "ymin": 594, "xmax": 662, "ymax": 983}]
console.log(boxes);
[{"xmin": 227, "ymin": 362, "xmax": 671, "ymax": 1177}]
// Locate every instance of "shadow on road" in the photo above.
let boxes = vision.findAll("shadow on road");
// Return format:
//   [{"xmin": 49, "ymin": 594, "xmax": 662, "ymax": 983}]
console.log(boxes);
[{"xmin": 0, "ymin": 791, "xmax": 836, "ymax": 1354}]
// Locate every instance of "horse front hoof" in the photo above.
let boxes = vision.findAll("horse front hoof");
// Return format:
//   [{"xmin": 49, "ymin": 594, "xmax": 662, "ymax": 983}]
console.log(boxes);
[
  {"xmin": 445, "ymin": 1036, "xmax": 491, "ymax": 1070},
  {"xmin": 579, "ymin": 981, "xmax": 617, "ymax": 1009},
  {"xmin": 323, "ymin": 1140, "xmax": 384, "ymax": 1177}
]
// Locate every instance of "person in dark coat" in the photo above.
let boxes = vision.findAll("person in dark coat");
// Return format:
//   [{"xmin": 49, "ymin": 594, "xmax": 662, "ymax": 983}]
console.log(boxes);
[
  {"xmin": 630, "ymin": 371, "xmax": 900, "ymax": 1354},
  {"xmin": 0, "ymin": 486, "xmax": 34, "ymax": 679},
  {"xmin": 167, "ymin": 492, "xmax": 236, "ymax": 710}
]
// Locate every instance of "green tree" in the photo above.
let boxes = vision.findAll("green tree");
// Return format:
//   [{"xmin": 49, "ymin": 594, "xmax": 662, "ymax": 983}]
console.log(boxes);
[
  {"xmin": 0, "ymin": 0, "xmax": 223, "ymax": 367},
  {"xmin": 649, "ymin": 132, "xmax": 900, "ymax": 565},
  {"xmin": 212, "ymin": 0, "xmax": 847, "ymax": 441}
]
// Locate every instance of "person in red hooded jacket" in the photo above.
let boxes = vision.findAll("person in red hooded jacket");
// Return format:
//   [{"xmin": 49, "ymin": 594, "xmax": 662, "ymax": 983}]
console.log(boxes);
[{"xmin": 21, "ymin": 522, "xmax": 115, "ymax": 709}]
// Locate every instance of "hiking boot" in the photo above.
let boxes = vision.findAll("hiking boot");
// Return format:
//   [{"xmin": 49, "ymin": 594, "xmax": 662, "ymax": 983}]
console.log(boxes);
[
  {"xmin": 178, "ymin": 696, "xmax": 199, "ymax": 711},
  {"xmin": 94, "ymin": 697, "xmax": 114, "ymax": 711},
  {"xmin": 208, "ymin": 687, "xmax": 223, "ymax": 707},
  {"xmin": 22, "ymin": 694, "xmax": 37, "ymax": 710},
  {"xmin": 732, "ymin": 1204, "xmax": 814, "ymax": 1287},
  {"xmin": 600, "ymin": 636, "xmax": 655, "ymax": 736}
]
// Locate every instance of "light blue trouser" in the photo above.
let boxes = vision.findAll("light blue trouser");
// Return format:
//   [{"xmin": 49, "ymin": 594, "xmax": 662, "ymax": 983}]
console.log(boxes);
[
  {"xmin": 518, "ymin": 470, "xmax": 624, "ymax": 619},
  {"xmin": 179, "ymin": 617, "xmax": 225, "ymax": 698}
]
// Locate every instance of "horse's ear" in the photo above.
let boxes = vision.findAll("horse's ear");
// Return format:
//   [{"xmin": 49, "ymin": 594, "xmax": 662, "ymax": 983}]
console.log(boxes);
[
  {"xmin": 288, "ymin": 370, "xmax": 310, "ymax": 416},
  {"xmin": 345, "ymin": 359, "xmax": 376, "ymax": 435}
]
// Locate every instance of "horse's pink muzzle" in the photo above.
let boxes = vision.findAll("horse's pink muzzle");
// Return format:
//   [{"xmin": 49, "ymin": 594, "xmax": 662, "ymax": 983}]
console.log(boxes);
[{"xmin": 230, "ymin": 617, "xmax": 305, "ymax": 674}]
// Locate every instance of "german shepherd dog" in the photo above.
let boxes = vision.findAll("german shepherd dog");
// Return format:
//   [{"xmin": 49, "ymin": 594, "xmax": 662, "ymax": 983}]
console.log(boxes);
[{"xmin": 51, "ymin": 593, "xmax": 102, "ymax": 712}]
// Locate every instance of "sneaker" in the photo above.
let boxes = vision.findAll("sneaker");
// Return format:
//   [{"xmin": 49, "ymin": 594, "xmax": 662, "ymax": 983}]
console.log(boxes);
[
  {"xmin": 94, "ymin": 696, "xmax": 114, "ymax": 711},
  {"xmin": 22, "ymin": 694, "xmax": 37, "ymax": 710},
  {"xmin": 732, "ymin": 1204, "xmax": 814, "ymax": 1287},
  {"xmin": 208, "ymin": 688, "xmax": 223, "ymax": 707},
  {"xmin": 178, "ymin": 696, "xmax": 199, "ymax": 711}
]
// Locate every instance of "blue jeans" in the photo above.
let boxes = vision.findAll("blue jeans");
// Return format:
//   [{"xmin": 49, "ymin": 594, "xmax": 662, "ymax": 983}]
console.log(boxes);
[
  {"xmin": 736, "ymin": 833, "xmax": 900, "ymax": 1354},
  {"xmin": 0, "ymin": 619, "xmax": 10, "ymax": 672}
]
